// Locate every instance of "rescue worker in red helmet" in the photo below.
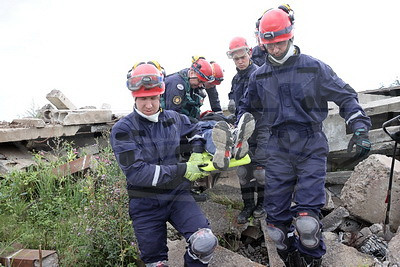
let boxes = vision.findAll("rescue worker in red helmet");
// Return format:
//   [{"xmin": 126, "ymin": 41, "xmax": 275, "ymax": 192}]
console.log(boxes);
[
  {"xmin": 111, "ymin": 62, "xmax": 218, "ymax": 267},
  {"xmin": 238, "ymin": 5, "xmax": 372, "ymax": 266},
  {"xmin": 226, "ymin": 36, "xmax": 264, "ymax": 224},
  {"xmin": 162, "ymin": 58, "xmax": 217, "ymax": 122},
  {"xmin": 200, "ymin": 58, "xmax": 224, "ymax": 114}
]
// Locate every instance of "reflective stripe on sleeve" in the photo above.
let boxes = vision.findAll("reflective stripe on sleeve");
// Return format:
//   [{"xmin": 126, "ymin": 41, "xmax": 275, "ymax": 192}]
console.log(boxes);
[
  {"xmin": 152, "ymin": 165, "xmax": 161, "ymax": 186},
  {"xmin": 346, "ymin": 111, "xmax": 362, "ymax": 125}
]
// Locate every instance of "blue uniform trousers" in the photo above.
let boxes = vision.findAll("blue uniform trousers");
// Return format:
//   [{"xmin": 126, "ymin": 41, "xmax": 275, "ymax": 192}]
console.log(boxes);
[
  {"xmin": 264, "ymin": 124, "xmax": 328, "ymax": 258},
  {"xmin": 129, "ymin": 191, "xmax": 210, "ymax": 266}
]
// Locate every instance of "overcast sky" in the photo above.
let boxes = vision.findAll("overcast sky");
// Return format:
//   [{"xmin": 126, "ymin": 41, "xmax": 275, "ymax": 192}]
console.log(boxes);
[{"xmin": 1, "ymin": 0, "xmax": 399, "ymax": 121}]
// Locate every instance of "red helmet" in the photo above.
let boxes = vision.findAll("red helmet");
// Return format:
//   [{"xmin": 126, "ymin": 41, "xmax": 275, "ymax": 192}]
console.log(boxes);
[
  {"xmin": 226, "ymin": 37, "xmax": 250, "ymax": 59},
  {"xmin": 191, "ymin": 58, "xmax": 215, "ymax": 82},
  {"xmin": 127, "ymin": 63, "xmax": 165, "ymax": 97},
  {"xmin": 210, "ymin": 62, "xmax": 224, "ymax": 85},
  {"xmin": 258, "ymin": 8, "xmax": 294, "ymax": 44}
]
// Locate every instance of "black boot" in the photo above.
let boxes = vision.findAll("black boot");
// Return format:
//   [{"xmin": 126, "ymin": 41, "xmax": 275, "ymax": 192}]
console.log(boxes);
[
  {"xmin": 277, "ymin": 250, "xmax": 301, "ymax": 267},
  {"xmin": 299, "ymin": 253, "xmax": 322, "ymax": 267},
  {"xmin": 253, "ymin": 185, "xmax": 265, "ymax": 217},
  {"xmin": 237, "ymin": 186, "xmax": 255, "ymax": 224}
]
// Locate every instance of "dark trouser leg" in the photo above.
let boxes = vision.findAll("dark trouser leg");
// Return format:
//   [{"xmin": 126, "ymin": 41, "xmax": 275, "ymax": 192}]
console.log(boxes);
[
  {"xmin": 237, "ymin": 185, "xmax": 255, "ymax": 224},
  {"xmin": 253, "ymin": 184, "xmax": 265, "ymax": 217}
]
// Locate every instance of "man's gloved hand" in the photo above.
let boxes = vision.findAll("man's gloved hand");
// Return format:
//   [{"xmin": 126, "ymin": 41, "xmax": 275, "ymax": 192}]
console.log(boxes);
[
  {"xmin": 253, "ymin": 166, "xmax": 266, "ymax": 186},
  {"xmin": 189, "ymin": 152, "xmax": 203, "ymax": 164},
  {"xmin": 184, "ymin": 161, "xmax": 209, "ymax": 181},
  {"xmin": 228, "ymin": 99, "xmax": 236, "ymax": 114},
  {"xmin": 347, "ymin": 128, "xmax": 372, "ymax": 159}
]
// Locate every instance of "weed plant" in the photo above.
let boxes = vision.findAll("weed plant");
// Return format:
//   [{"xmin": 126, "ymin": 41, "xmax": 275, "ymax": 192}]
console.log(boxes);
[{"xmin": 0, "ymin": 136, "xmax": 139, "ymax": 266}]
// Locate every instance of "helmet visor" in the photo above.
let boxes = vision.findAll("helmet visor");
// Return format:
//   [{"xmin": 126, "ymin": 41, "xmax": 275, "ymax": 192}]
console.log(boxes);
[
  {"xmin": 192, "ymin": 66, "xmax": 215, "ymax": 82},
  {"xmin": 226, "ymin": 48, "xmax": 249, "ymax": 59},
  {"xmin": 127, "ymin": 74, "xmax": 163, "ymax": 91}
]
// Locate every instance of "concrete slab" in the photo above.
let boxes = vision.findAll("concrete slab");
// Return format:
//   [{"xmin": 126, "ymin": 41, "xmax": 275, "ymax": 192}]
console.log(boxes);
[
  {"xmin": 0, "ymin": 125, "xmax": 81, "ymax": 143},
  {"xmin": 46, "ymin": 89, "xmax": 77, "ymax": 110},
  {"xmin": 52, "ymin": 109, "xmax": 112, "ymax": 125}
]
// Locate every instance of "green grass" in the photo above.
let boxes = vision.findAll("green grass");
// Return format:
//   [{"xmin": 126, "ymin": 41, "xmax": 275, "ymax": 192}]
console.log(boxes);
[{"xmin": 0, "ymin": 136, "xmax": 139, "ymax": 266}]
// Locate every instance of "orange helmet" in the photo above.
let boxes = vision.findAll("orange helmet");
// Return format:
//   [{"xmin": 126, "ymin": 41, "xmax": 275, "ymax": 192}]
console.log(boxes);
[
  {"xmin": 126, "ymin": 63, "xmax": 165, "ymax": 97},
  {"xmin": 210, "ymin": 62, "xmax": 224, "ymax": 85},
  {"xmin": 258, "ymin": 8, "xmax": 294, "ymax": 44},
  {"xmin": 226, "ymin": 37, "xmax": 250, "ymax": 59},
  {"xmin": 191, "ymin": 58, "xmax": 215, "ymax": 83}
]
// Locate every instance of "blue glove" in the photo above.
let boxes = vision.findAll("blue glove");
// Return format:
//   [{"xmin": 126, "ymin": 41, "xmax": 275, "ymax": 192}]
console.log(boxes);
[
  {"xmin": 347, "ymin": 128, "xmax": 371, "ymax": 159},
  {"xmin": 253, "ymin": 166, "xmax": 265, "ymax": 186}
]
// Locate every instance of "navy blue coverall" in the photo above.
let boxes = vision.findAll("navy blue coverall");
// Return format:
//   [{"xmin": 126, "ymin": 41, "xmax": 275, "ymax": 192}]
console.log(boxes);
[
  {"xmin": 251, "ymin": 45, "xmax": 267, "ymax": 67},
  {"xmin": 110, "ymin": 109, "xmax": 211, "ymax": 266},
  {"xmin": 239, "ymin": 47, "xmax": 371, "ymax": 258}
]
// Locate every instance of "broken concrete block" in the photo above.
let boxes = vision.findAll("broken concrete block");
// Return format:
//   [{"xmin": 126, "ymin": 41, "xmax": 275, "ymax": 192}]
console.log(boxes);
[
  {"xmin": 46, "ymin": 89, "xmax": 77, "ymax": 110},
  {"xmin": 322, "ymin": 206, "xmax": 350, "ymax": 232},
  {"xmin": 11, "ymin": 118, "xmax": 45, "ymax": 128},
  {"xmin": 340, "ymin": 154, "xmax": 400, "ymax": 231},
  {"xmin": 0, "ymin": 249, "xmax": 58, "ymax": 267},
  {"xmin": 52, "ymin": 109, "xmax": 112, "ymax": 125},
  {"xmin": 322, "ymin": 232, "xmax": 375, "ymax": 267}
]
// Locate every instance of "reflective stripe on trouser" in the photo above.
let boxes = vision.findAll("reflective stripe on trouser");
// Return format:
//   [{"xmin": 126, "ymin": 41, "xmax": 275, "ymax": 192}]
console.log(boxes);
[
  {"xmin": 129, "ymin": 191, "xmax": 210, "ymax": 266},
  {"xmin": 264, "ymin": 128, "xmax": 328, "ymax": 258}
]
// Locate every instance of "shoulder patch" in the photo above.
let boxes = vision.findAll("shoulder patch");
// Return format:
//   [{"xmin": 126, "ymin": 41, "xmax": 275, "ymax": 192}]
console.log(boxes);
[
  {"xmin": 173, "ymin": 96, "xmax": 182, "ymax": 105},
  {"xmin": 177, "ymin": 84, "xmax": 184, "ymax": 90}
]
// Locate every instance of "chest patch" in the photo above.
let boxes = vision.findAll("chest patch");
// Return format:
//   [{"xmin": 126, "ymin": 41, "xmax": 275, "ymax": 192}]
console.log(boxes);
[
  {"xmin": 173, "ymin": 96, "xmax": 182, "ymax": 105},
  {"xmin": 177, "ymin": 84, "xmax": 184, "ymax": 90}
]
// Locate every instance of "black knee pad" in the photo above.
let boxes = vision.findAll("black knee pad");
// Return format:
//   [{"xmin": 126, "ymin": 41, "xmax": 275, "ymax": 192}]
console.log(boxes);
[
  {"xmin": 266, "ymin": 223, "xmax": 295, "ymax": 251},
  {"xmin": 294, "ymin": 211, "xmax": 321, "ymax": 249}
]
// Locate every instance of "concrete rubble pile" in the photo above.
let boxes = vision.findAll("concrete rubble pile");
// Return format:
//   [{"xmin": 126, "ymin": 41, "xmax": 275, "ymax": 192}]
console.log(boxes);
[{"xmin": 2, "ymin": 87, "xmax": 400, "ymax": 266}]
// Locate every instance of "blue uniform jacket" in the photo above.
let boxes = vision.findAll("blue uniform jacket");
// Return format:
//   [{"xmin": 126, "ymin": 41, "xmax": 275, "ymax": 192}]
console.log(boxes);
[
  {"xmin": 239, "ymin": 48, "xmax": 371, "ymax": 132},
  {"xmin": 251, "ymin": 45, "xmax": 267, "ymax": 67},
  {"xmin": 110, "ymin": 109, "xmax": 204, "ymax": 196},
  {"xmin": 228, "ymin": 63, "xmax": 259, "ymax": 117}
]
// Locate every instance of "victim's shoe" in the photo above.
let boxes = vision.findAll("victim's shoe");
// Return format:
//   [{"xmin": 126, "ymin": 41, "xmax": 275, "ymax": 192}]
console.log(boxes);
[
  {"xmin": 212, "ymin": 121, "xmax": 233, "ymax": 170},
  {"xmin": 233, "ymin": 113, "xmax": 255, "ymax": 160}
]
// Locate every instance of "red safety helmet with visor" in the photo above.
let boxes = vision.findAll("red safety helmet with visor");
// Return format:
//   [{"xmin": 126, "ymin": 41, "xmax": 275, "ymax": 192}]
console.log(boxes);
[
  {"xmin": 226, "ymin": 37, "xmax": 250, "ymax": 59},
  {"xmin": 127, "ymin": 63, "xmax": 165, "ymax": 97},
  {"xmin": 191, "ymin": 58, "xmax": 215, "ymax": 83},
  {"xmin": 258, "ymin": 8, "xmax": 294, "ymax": 45},
  {"xmin": 210, "ymin": 62, "xmax": 224, "ymax": 85}
]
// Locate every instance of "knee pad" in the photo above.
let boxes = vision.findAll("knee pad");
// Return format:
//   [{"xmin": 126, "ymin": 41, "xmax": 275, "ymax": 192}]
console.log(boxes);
[
  {"xmin": 236, "ymin": 166, "xmax": 248, "ymax": 185},
  {"xmin": 294, "ymin": 211, "xmax": 321, "ymax": 249},
  {"xmin": 187, "ymin": 228, "xmax": 218, "ymax": 264},
  {"xmin": 252, "ymin": 168, "xmax": 265, "ymax": 185},
  {"xmin": 266, "ymin": 223, "xmax": 295, "ymax": 251}
]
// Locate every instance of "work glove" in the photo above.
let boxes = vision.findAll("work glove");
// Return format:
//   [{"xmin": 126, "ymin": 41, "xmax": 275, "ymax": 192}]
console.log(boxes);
[
  {"xmin": 184, "ymin": 161, "xmax": 209, "ymax": 182},
  {"xmin": 347, "ymin": 128, "xmax": 371, "ymax": 159},
  {"xmin": 253, "ymin": 166, "xmax": 266, "ymax": 186},
  {"xmin": 188, "ymin": 152, "xmax": 204, "ymax": 164},
  {"xmin": 228, "ymin": 99, "xmax": 236, "ymax": 114}
]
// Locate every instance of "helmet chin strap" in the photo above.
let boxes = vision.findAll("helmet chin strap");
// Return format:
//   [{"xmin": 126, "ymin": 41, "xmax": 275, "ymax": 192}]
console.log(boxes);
[{"xmin": 268, "ymin": 39, "xmax": 296, "ymax": 66}]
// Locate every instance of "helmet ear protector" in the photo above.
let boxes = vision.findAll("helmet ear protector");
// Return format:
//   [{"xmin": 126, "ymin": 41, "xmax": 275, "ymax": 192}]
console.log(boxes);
[{"xmin": 278, "ymin": 4, "xmax": 295, "ymax": 24}]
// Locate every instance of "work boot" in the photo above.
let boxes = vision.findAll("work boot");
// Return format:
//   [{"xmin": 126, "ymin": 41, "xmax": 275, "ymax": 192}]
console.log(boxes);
[
  {"xmin": 253, "ymin": 185, "xmax": 265, "ymax": 217},
  {"xmin": 237, "ymin": 187, "xmax": 255, "ymax": 224},
  {"xmin": 277, "ymin": 250, "xmax": 301, "ymax": 267},
  {"xmin": 299, "ymin": 253, "xmax": 322, "ymax": 267},
  {"xmin": 233, "ymin": 112, "xmax": 255, "ymax": 160},
  {"xmin": 212, "ymin": 121, "xmax": 233, "ymax": 170}
]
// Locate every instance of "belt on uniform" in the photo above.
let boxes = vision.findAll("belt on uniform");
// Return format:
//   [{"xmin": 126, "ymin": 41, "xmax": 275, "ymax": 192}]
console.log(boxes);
[{"xmin": 271, "ymin": 124, "xmax": 322, "ymax": 138}]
